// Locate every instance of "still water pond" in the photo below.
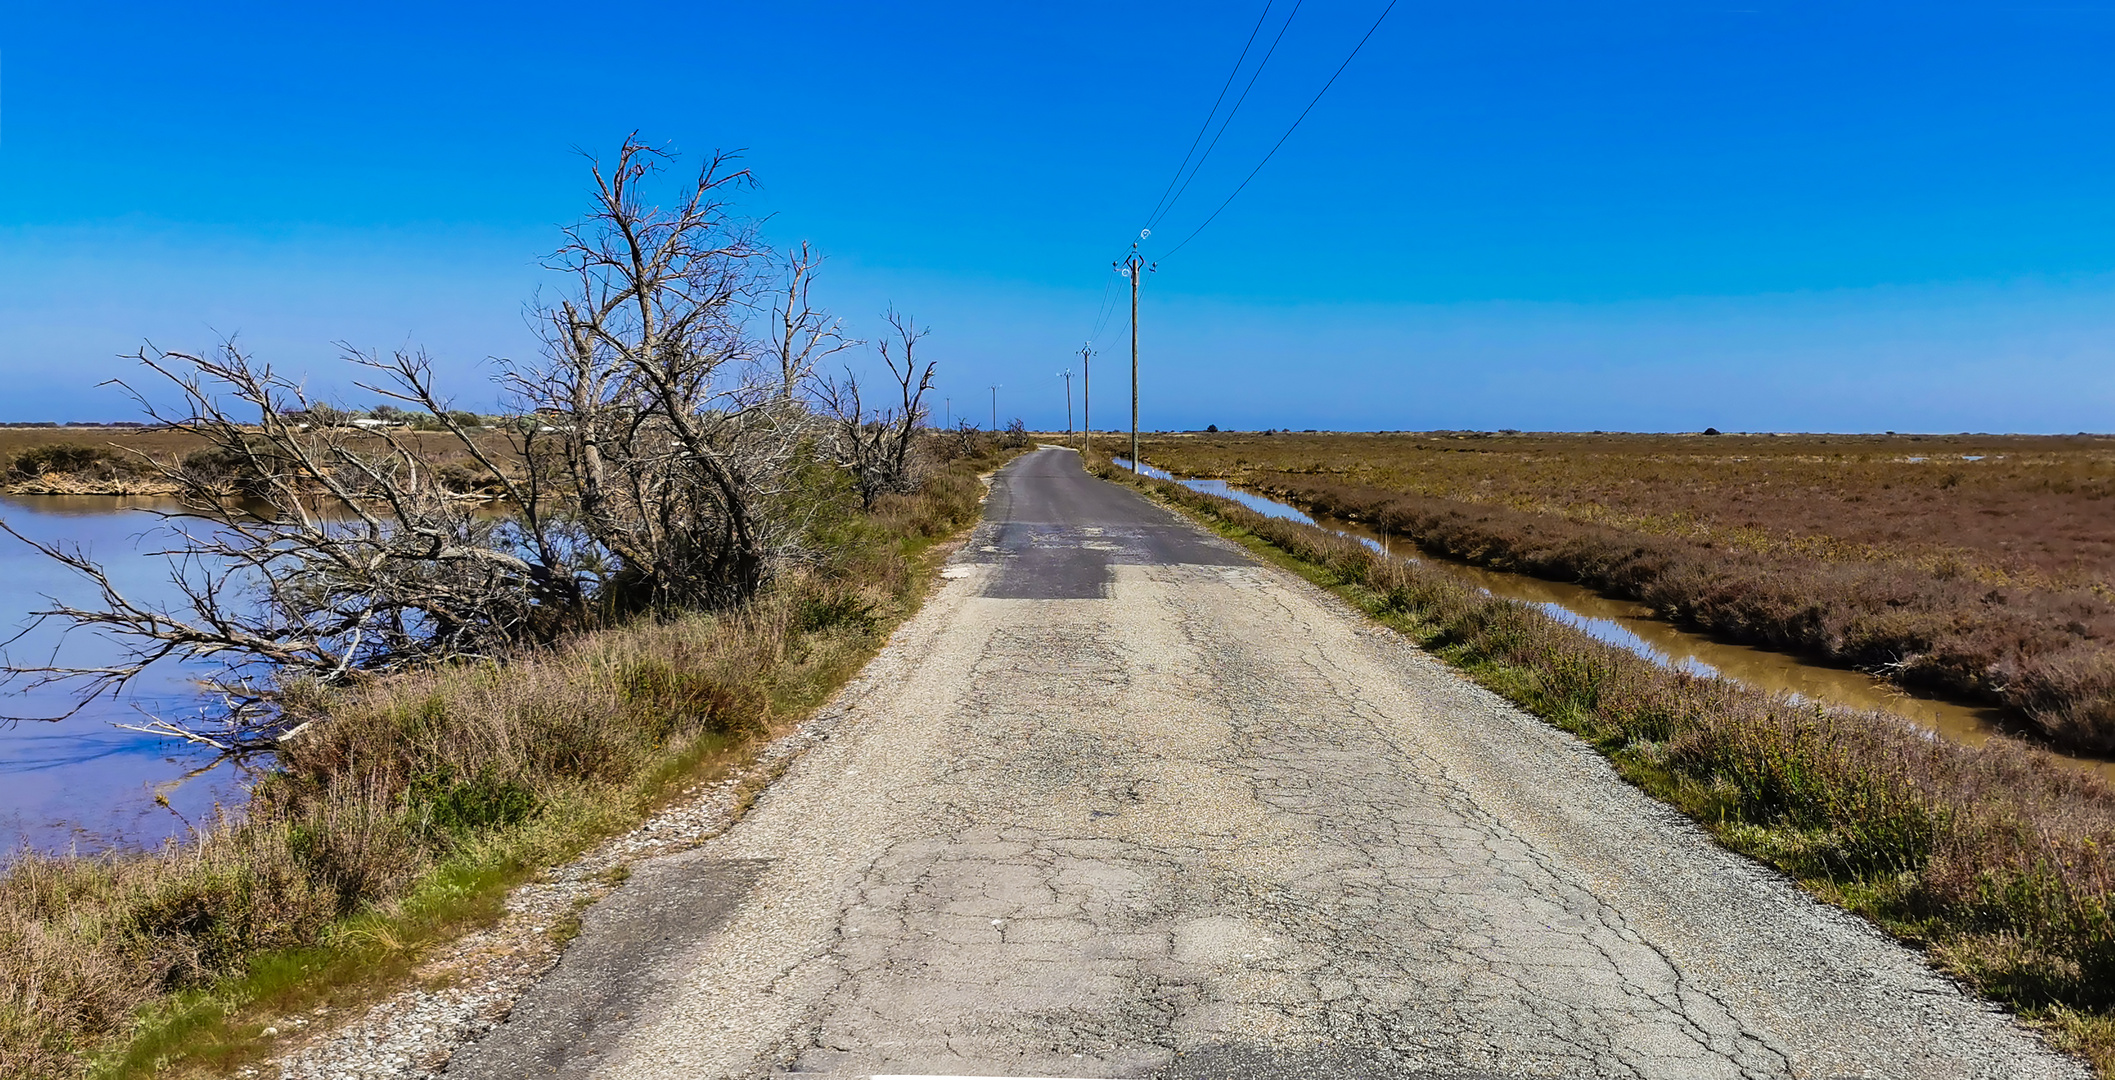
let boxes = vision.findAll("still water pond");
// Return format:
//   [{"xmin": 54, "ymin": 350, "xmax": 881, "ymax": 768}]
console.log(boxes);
[
  {"xmin": 1115, "ymin": 459, "xmax": 2115, "ymax": 780},
  {"xmin": 0, "ymin": 496, "xmax": 249, "ymax": 860}
]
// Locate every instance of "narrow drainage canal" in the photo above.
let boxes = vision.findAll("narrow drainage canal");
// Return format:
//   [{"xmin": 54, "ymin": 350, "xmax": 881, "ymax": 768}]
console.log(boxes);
[{"xmin": 1113, "ymin": 458, "xmax": 2115, "ymax": 780}]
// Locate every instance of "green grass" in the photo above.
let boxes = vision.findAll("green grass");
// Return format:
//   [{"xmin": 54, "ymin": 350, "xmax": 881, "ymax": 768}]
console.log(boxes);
[
  {"xmin": 96, "ymin": 853, "xmax": 521, "ymax": 1078},
  {"xmin": 86, "ymin": 740, "xmax": 715, "ymax": 1079}
]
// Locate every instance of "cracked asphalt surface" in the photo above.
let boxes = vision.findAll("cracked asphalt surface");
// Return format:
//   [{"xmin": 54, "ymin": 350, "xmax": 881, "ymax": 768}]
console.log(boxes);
[{"xmin": 452, "ymin": 447, "xmax": 2084, "ymax": 1080}]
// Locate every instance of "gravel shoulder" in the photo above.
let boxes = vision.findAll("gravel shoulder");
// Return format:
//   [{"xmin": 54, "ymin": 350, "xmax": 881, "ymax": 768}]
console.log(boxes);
[{"xmin": 408, "ymin": 448, "xmax": 2082, "ymax": 1080}]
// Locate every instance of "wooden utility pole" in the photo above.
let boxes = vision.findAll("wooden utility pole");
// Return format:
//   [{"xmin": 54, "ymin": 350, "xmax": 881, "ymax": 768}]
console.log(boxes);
[
  {"xmin": 1116, "ymin": 243, "xmax": 1152, "ymax": 470},
  {"xmin": 1128, "ymin": 249, "xmax": 1140, "ymax": 470},
  {"xmin": 1078, "ymin": 343, "xmax": 1093, "ymax": 457},
  {"xmin": 1059, "ymin": 370, "xmax": 1074, "ymax": 435},
  {"xmin": 990, "ymin": 385, "xmax": 999, "ymax": 432}
]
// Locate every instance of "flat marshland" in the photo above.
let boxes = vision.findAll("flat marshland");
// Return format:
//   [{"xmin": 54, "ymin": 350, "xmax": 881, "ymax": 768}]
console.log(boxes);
[
  {"xmin": 0, "ymin": 424, "xmax": 521, "ymax": 496},
  {"xmin": 1133, "ymin": 431, "xmax": 2115, "ymax": 753},
  {"xmin": 0, "ymin": 426, "xmax": 207, "ymax": 458}
]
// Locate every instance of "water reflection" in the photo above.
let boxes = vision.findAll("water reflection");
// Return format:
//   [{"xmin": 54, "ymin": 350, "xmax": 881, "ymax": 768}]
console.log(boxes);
[
  {"xmin": 0, "ymin": 495, "xmax": 245, "ymax": 859},
  {"xmin": 1118, "ymin": 459, "xmax": 2114, "ymax": 779},
  {"xmin": 1119, "ymin": 459, "xmax": 1319, "ymax": 524}
]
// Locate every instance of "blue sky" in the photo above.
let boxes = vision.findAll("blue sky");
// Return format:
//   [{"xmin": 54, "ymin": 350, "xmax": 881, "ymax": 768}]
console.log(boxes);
[{"xmin": 3, "ymin": 1, "xmax": 2113, "ymax": 431}]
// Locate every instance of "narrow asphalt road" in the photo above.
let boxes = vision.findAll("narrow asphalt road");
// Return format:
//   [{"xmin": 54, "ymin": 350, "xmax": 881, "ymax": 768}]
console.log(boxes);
[{"xmin": 448, "ymin": 447, "xmax": 2082, "ymax": 1080}]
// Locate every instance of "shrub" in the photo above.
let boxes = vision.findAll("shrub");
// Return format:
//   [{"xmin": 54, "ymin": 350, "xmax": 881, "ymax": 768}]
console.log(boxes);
[
  {"xmin": 795, "ymin": 587, "xmax": 879, "ymax": 636},
  {"xmin": 7, "ymin": 444, "xmax": 141, "ymax": 481},
  {"xmin": 406, "ymin": 768, "xmax": 539, "ymax": 837},
  {"xmin": 176, "ymin": 444, "xmax": 280, "ymax": 495},
  {"xmin": 435, "ymin": 462, "xmax": 506, "ymax": 495}
]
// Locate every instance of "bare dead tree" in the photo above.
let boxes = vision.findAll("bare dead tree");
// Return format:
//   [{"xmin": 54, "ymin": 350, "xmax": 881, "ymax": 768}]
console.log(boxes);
[
  {"xmin": 0, "ymin": 134, "xmax": 869, "ymax": 746},
  {"xmin": 771, "ymin": 241, "xmax": 859, "ymax": 403},
  {"xmin": 0, "ymin": 341, "xmax": 590, "ymax": 743},
  {"xmin": 921, "ymin": 418, "xmax": 994, "ymax": 466},
  {"xmin": 509, "ymin": 134, "xmax": 817, "ymax": 612},
  {"xmin": 816, "ymin": 310, "xmax": 936, "ymax": 509}
]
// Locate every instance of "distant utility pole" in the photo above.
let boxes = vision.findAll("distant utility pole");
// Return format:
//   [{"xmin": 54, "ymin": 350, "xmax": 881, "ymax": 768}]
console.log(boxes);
[
  {"xmin": 1114, "ymin": 236, "xmax": 1154, "ymax": 470},
  {"xmin": 1079, "ymin": 343, "xmax": 1094, "ymax": 457},
  {"xmin": 944, "ymin": 396, "xmax": 951, "ymax": 428},
  {"xmin": 1059, "ymin": 369, "xmax": 1074, "ymax": 435},
  {"xmin": 989, "ymin": 385, "xmax": 999, "ymax": 431}
]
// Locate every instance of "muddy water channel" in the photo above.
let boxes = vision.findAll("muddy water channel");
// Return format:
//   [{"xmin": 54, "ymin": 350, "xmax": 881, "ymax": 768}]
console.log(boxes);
[
  {"xmin": 1116, "ymin": 459, "xmax": 2115, "ymax": 781},
  {"xmin": 0, "ymin": 496, "xmax": 250, "ymax": 859}
]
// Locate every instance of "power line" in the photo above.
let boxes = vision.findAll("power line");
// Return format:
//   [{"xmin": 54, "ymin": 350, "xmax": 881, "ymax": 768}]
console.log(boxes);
[
  {"xmin": 1157, "ymin": 0, "xmax": 1399, "ymax": 264},
  {"xmin": 1139, "ymin": 2, "xmax": 1277, "ymax": 231},
  {"xmin": 1089, "ymin": 271, "xmax": 1122, "ymax": 343},
  {"xmin": 1147, "ymin": 0, "xmax": 1304, "ymax": 232},
  {"xmin": 1082, "ymin": 0, "xmax": 1307, "ymax": 348}
]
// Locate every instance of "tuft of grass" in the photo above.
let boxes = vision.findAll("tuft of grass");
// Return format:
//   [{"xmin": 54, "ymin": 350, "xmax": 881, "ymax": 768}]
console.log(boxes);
[
  {"xmin": 0, "ymin": 439, "xmax": 1016, "ymax": 1080},
  {"xmin": 1102, "ymin": 460, "xmax": 2115, "ymax": 1074}
]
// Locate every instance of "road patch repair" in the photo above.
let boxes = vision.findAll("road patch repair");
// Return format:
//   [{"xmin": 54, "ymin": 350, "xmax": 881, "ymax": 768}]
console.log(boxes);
[{"xmin": 439, "ymin": 447, "xmax": 2083, "ymax": 1079}]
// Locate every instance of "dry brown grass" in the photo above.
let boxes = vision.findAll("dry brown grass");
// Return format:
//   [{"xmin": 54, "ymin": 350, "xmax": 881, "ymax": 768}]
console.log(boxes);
[
  {"xmin": 0, "ymin": 427, "xmax": 209, "ymax": 460},
  {"xmin": 1152, "ymin": 431, "xmax": 2115, "ymax": 586},
  {"xmin": 1136, "ymin": 432, "xmax": 2115, "ymax": 753},
  {"xmin": 1108, "ymin": 463, "xmax": 2115, "ymax": 1072},
  {"xmin": 0, "ymin": 437, "xmax": 1007, "ymax": 1079}
]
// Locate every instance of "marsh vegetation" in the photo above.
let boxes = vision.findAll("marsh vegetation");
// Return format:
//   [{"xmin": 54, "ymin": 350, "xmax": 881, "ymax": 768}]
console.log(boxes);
[{"xmin": 1133, "ymin": 431, "xmax": 2115, "ymax": 754}]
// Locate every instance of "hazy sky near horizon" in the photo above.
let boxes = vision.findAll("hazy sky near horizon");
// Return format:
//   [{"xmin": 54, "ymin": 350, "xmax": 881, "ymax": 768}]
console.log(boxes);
[{"xmin": 3, "ymin": 1, "xmax": 2114, "ymax": 432}]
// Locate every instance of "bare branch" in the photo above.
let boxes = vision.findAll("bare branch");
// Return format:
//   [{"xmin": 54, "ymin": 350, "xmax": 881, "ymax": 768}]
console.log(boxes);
[
  {"xmin": 819, "ymin": 309, "xmax": 936, "ymax": 509},
  {"xmin": 2, "ymin": 134, "xmax": 902, "ymax": 747}
]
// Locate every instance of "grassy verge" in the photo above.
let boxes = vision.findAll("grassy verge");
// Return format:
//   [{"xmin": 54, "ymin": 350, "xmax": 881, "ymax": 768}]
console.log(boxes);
[
  {"xmin": 0, "ymin": 443, "xmax": 1018, "ymax": 1080},
  {"xmin": 1098, "ymin": 461, "xmax": 2115, "ymax": 1075}
]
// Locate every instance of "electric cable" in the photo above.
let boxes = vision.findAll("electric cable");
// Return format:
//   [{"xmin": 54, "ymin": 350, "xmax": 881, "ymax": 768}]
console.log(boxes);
[
  {"xmin": 1082, "ymin": 1, "xmax": 1305, "ymax": 347},
  {"xmin": 1089, "ymin": 273, "xmax": 1121, "ymax": 343},
  {"xmin": 1156, "ymin": 0, "xmax": 1398, "ymax": 263},
  {"xmin": 1147, "ymin": 0, "xmax": 1304, "ymax": 231},
  {"xmin": 1139, "ymin": 2, "xmax": 1276, "ymax": 230}
]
